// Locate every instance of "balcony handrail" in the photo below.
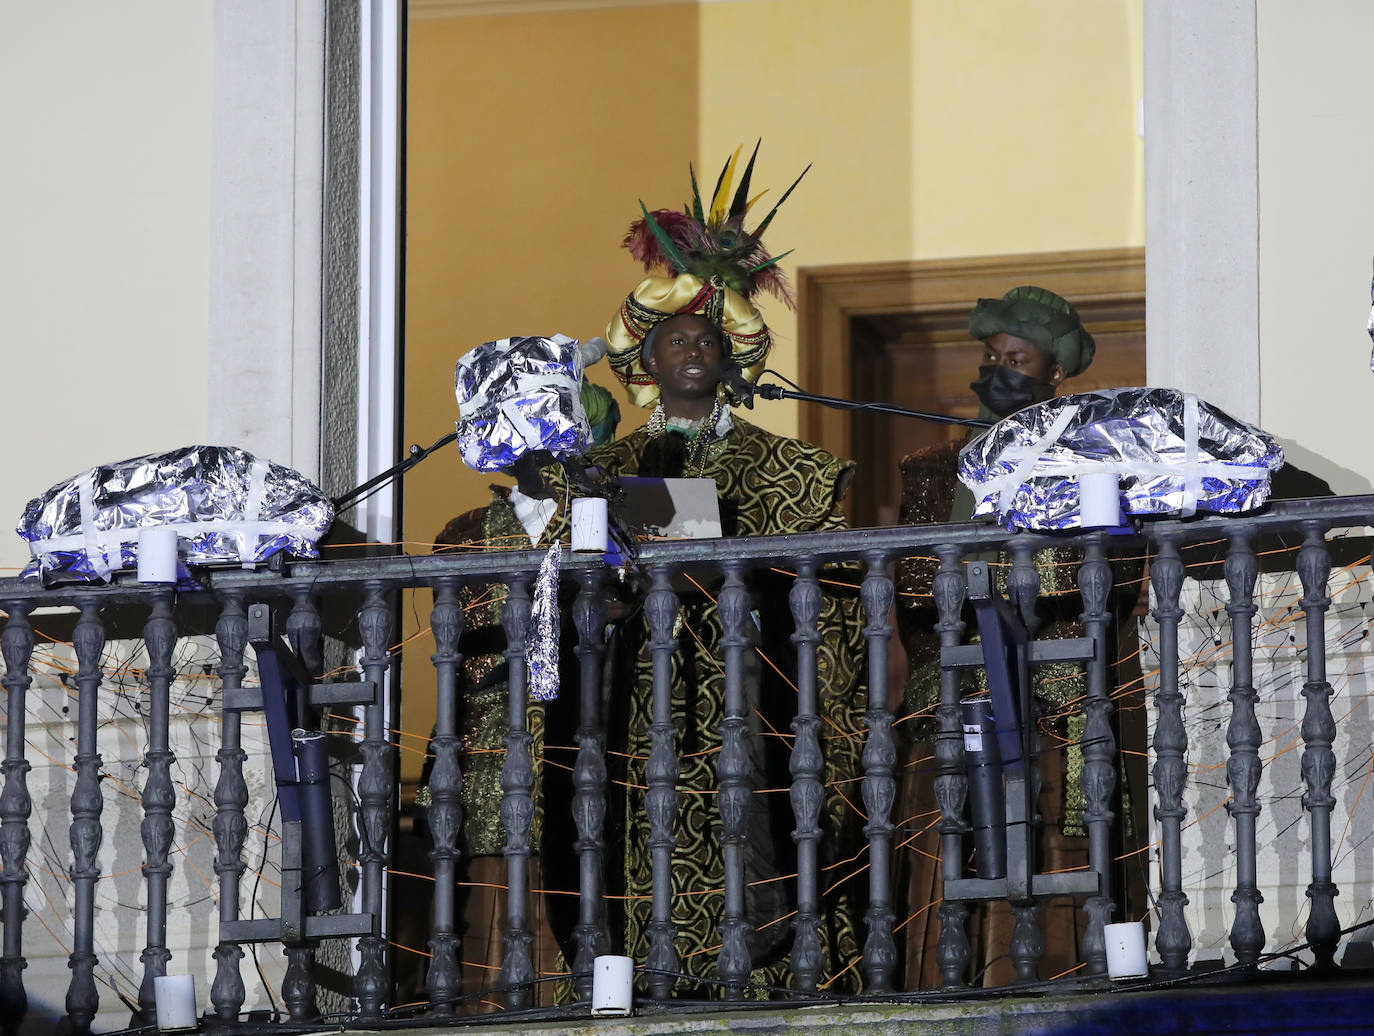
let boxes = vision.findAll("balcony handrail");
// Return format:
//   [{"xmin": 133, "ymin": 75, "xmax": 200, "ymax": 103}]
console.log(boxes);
[{"xmin": 2, "ymin": 493, "xmax": 1369, "ymax": 606}]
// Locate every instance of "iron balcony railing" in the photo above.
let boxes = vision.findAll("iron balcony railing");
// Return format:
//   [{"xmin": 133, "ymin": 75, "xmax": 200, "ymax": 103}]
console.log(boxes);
[{"xmin": 0, "ymin": 494, "xmax": 1370, "ymax": 1031}]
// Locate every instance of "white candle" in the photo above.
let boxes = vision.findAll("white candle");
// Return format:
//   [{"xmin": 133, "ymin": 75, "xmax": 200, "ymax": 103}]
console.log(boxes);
[
  {"xmin": 571, "ymin": 497, "xmax": 610, "ymax": 553},
  {"xmin": 591, "ymin": 954, "xmax": 634, "ymax": 1016},
  {"xmin": 1104, "ymin": 921, "xmax": 1149, "ymax": 979},
  {"xmin": 137, "ymin": 526, "xmax": 180, "ymax": 584},
  {"xmin": 1078, "ymin": 471, "xmax": 1122, "ymax": 528},
  {"xmin": 153, "ymin": 973, "xmax": 198, "ymax": 1031}
]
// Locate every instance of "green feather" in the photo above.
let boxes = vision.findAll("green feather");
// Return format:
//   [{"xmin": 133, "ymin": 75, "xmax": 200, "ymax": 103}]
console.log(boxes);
[
  {"xmin": 748, "ymin": 249, "xmax": 793, "ymax": 273},
  {"xmin": 689, "ymin": 164, "xmax": 705, "ymax": 225},
  {"xmin": 730, "ymin": 140, "xmax": 761, "ymax": 223},
  {"xmin": 751, "ymin": 163, "xmax": 811, "ymax": 239},
  {"xmin": 639, "ymin": 201, "xmax": 690, "ymax": 272}
]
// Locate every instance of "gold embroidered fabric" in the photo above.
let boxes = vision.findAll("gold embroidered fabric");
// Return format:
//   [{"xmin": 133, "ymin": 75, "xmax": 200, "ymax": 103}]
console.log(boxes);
[{"xmin": 543, "ymin": 418, "xmax": 868, "ymax": 992}]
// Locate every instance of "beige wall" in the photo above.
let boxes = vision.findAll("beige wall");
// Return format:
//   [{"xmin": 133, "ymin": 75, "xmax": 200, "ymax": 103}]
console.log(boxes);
[
  {"xmin": 0, "ymin": 2, "xmax": 213, "ymax": 572},
  {"xmin": 1257, "ymin": 0, "xmax": 1374, "ymax": 492},
  {"xmin": 402, "ymin": 0, "xmax": 1143, "ymax": 779}
]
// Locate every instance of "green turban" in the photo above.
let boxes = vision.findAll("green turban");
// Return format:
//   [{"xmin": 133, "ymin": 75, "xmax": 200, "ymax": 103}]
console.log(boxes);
[
  {"xmin": 968, "ymin": 285, "xmax": 1095, "ymax": 378},
  {"xmin": 580, "ymin": 380, "xmax": 622, "ymax": 447}
]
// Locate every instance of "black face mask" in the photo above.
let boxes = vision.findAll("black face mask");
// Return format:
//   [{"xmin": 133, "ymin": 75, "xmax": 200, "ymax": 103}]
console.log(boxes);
[{"xmin": 970, "ymin": 364, "xmax": 1051, "ymax": 418}]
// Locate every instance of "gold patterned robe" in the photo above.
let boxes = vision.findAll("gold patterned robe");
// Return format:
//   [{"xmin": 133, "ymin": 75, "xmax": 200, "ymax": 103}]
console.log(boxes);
[{"xmin": 542, "ymin": 417, "xmax": 869, "ymax": 994}]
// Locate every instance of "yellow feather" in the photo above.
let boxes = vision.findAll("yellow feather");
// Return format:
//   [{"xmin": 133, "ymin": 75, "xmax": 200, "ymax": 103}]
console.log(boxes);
[
  {"xmin": 744, "ymin": 189, "xmax": 768, "ymax": 216},
  {"xmin": 708, "ymin": 145, "xmax": 743, "ymax": 224}
]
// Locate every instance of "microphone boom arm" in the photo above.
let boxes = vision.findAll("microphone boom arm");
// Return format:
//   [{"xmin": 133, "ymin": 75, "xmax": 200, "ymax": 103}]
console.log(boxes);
[{"xmin": 754, "ymin": 383, "xmax": 993, "ymax": 429}]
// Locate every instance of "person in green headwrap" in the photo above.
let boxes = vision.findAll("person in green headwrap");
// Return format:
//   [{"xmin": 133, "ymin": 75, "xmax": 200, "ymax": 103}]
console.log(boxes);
[{"xmin": 966, "ymin": 285, "xmax": 1096, "ymax": 423}]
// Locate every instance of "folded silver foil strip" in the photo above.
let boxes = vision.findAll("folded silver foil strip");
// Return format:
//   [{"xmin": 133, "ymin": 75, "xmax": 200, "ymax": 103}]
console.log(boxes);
[{"xmin": 958, "ymin": 387, "xmax": 1284, "ymax": 530}]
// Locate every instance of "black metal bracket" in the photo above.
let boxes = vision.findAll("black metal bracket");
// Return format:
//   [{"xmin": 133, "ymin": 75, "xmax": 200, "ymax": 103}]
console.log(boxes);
[
  {"xmin": 219, "ymin": 603, "xmax": 377, "ymax": 947},
  {"xmin": 941, "ymin": 559, "xmax": 1100, "ymax": 904}
]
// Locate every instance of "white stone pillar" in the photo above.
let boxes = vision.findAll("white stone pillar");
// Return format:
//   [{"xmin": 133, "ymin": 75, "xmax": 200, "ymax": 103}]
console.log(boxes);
[
  {"xmin": 1143, "ymin": 0, "xmax": 1259, "ymax": 423},
  {"xmin": 209, "ymin": 0, "xmax": 326, "ymax": 478}
]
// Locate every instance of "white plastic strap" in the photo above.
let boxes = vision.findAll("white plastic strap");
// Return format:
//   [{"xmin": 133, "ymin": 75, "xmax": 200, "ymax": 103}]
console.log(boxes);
[
  {"xmin": 1180, "ymin": 393, "xmax": 1201, "ymax": 518},
  {"xmin": 996, "ymin": 405, "xmax": 1081, "ymax": 512},
  {"xmin": 236, "ymin": 459, "xmax": 272, "ymax": 565},
  {"xmin": 77, "ymin": 468, "xmax": 115, "ymax": 579},
  {"xmin": 30, "ymin": 519, "xmax": 306, "ymax": 557}
]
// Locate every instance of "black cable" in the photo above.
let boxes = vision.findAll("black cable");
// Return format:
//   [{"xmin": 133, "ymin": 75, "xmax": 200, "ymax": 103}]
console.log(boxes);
[{"xmin": 249, "ymin": 795, "xmax": 283, "ymax": 1023}]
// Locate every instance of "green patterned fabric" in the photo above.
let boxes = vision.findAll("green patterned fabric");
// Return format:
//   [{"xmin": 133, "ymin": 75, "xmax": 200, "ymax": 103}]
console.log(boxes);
[{"xmin": 543, "ymin": 418, "xmax": 869, "ymax": 993}]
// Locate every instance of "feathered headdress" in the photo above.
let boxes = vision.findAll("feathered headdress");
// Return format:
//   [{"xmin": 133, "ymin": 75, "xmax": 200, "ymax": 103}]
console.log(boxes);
[
  {"xmin": 606, "ymin": 144, "xmax": 807, "ymax": 408},
  {"xmin": 622, "ymin": 141, "xmax": 808, "ymax": 309}
]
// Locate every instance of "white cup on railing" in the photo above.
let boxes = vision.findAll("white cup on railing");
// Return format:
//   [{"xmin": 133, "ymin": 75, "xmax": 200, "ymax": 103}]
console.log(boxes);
[
  {"xmin": 591, "ymin": 954, "xmax": 634, "ymax": 1016},
  {"xmin": 153, "ymin": 973, "xmax": 198, "ymax": 1031},
  {"xmin": 571, "ymin": 497, "xmax": 610, "ymax": 553},
  {"xmin": 138, "ymin": 526, "xmax": 179, "ymax": 584},
  {"xmin": 1104, "ymin": 921, "xmax": 1149, "ymax": 979},
  {"xmin": 1078, "ymin": 471, "xmax": 1123, "ymax": 529}
]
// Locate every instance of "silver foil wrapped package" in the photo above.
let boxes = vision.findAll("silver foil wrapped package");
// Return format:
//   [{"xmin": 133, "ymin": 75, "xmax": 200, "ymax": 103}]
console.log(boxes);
[
  {"xmin": 454, "ymin": 333, "xmax": 591, "ymax": 472},
  {"xmin": 18, "ymin": 445, "xmax": 334, "ymax": 584},
  {"xmin": 958, "ymin": 388, "xmax": 1285, "ymax": 531}
]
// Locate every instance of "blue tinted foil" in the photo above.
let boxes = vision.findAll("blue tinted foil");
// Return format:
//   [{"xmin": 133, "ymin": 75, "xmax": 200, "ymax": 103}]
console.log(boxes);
[
  {"xmin": 957, "ymin": 387, "xmax": 1285, "ymax": 531},
  {"xmin": 17, "ymin": 445, "xmax": 333, "ymax": 584},
  {"xmin": 454, "ymin": 334, "xmax": 591, "ymax": 472}
]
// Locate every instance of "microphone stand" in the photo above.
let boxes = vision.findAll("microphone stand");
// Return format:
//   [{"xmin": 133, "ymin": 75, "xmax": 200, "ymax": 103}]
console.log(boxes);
[
  {"xmin": 333, "ymin": 431, "xmax": 459, "ymax": 512},
  {"xmin": 753, "ymin": 382, "xmax": 994, "ymax": 429}
]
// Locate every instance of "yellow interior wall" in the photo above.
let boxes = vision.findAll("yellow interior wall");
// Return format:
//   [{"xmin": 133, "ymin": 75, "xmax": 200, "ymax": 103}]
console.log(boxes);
[
  {"xmin": 401, "ymin": 0, "xmax": 1142, "ymax": 780},
  {"xmin": 696, "ymin": 0, "xmax": 1144, "ymax": 440}
]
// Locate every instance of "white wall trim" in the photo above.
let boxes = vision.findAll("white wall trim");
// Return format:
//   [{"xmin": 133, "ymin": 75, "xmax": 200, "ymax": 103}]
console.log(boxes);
[
  {"xmin": 354, "ymin": 0, "xmax": 404, "ymax": 545},
  {"xmin": 209, "ymin": 0, "xmax": 325, "ymax": 478},
  {"xmin": 1143, "ymin": 0, "xmax": 1260, "ymax": 424}
]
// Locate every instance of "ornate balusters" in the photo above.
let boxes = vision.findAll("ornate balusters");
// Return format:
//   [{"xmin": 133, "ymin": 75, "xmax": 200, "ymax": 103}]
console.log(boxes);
[
  {"xmin": 787, "ymin": 561, "xmax": 825, "ymax": 993},
  {"xmin": 1007, "ymin": 540, "xmax": 1045, "ymax": 982},
  {"xmin": 1149, "ymin": 530, "xmax": 1190, "ymax": 971},
  {"xmin": 499, "ymin": 577, "xmax": 535, "ymax": 1007},
  {"xmin": 571, "ymin": 568, "xmax": 610, "ymax": 999},
  {"xmin": 860, "ymin": 552, "xmax": 898, "ymax": 993},
  {"xmin": 286, "ymin": 587, "xmax": 324, "ymax": 678},
  {"xmin": 137, "ymin": 592, "xmax": 178, "ymax": 1021},
  {"xmin": 356, "ymin": 582, "xmax": 394, "ymax": 1018},
  {"xmin": 1077, "ymin": 531, "xmax": 1117, "ymax": 975},
  {"xmin": 284, "ymin": 589, "xmax": 323, "ymax": 1021},
  {"xmin": 212, "ymin": 591, "xmax": 250, "ymax": 1020},
  {"xmin": 716, "ymin": 561, "xmax": 753, "ymax": 997},
  {"xmin": 426, "ymin": 579, "xmax": 464, "ymax": 1016},
  {"xmin": 643, "ymin": 566, "xmax": 681, "ymax": 1001},
  {"xmin": 933, "ymin": 545, "xmax": 971, "ymax": 987},
  {"xmin": 1222, "ymin": 529, "xmax": 1264, "ymax": 965},
  {"xmin": 1297, "ymin": 521, "xmax": 1340, "ymax": 969},
  {"xmin": 0, "ymin": 603, "xmax": 34, "ymax": 1025},
  {"xmin": 66, "ymin": 601, "xmax": 105, "ymax": 1031}
]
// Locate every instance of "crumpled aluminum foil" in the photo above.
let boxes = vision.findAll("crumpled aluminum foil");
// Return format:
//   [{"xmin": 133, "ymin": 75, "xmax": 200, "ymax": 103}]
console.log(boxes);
[
  {"xmin": 454, "ymin": 334, "xmax": 590, "ymax": 472},
  {"xmin": 18, "ymin": 445, "xmax": 334, "ymax": 584},
  {"xmin": 958, "ymin": 387, "xmax": 1285, "ymax": 530}
]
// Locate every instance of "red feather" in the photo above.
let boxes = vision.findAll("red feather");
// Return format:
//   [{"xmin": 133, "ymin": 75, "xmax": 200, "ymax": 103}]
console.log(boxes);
[{"xmin": 623, "ymin": 208, "xmax": 695, "ymax": 273}]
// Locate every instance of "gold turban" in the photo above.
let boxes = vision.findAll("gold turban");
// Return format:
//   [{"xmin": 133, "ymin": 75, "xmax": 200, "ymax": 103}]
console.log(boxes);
[{"xmin": 605, "ymin": 273, "xmax": 771, "ymax": 408}]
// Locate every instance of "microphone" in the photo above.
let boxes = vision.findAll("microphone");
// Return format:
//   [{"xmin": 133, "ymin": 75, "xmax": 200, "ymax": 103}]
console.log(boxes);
[
  {"xmin": 720, "ymin": 360, "xmax": 756, "ymax": 408},
  {"xmin": 577, "ymin": 336, "xmax": 609, "ymax": 370}
]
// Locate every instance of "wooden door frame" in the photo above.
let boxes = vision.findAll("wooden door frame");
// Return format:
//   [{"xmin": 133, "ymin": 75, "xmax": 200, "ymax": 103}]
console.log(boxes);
[{"xmin": 797, "ymin": 247, "xmax": 1146, "ymax": 460}]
